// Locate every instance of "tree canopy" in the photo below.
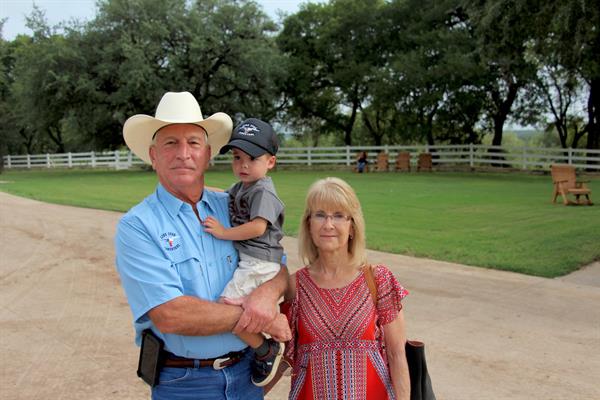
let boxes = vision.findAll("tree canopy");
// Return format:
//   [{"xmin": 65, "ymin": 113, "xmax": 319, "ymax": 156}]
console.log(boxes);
[{"xmin": 0, "ymin": 0, "xmax": 597, "ymax": 156}]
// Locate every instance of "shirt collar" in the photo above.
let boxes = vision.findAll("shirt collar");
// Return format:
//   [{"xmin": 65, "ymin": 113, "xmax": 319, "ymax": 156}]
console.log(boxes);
[{"xmin": 156, "ymin": 183, "xmax": 216, "ymax": 219}]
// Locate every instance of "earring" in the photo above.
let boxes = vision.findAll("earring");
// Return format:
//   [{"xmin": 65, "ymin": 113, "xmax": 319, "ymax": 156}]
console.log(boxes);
[{"xmin": 349, "ymin": 234, "xmax": 354, "ymax": 240}]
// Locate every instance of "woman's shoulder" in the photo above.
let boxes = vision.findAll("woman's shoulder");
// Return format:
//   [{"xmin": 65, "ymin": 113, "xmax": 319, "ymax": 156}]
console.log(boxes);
[
  {"xmin": 371, "ymin": 263, "xmax": 393, "ymax": 279},
  {"xmin": 371, "ymin": 264, "xmax": 408, "ymax": 290}
]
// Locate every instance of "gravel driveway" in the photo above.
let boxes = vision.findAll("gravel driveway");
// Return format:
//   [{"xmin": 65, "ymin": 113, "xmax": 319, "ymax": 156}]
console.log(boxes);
[{"xmin": 1, "ymin": 191, "xmax": 598, "ymax": 399}]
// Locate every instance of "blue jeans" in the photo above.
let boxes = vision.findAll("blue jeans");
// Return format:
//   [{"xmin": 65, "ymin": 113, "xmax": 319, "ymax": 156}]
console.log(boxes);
[
  {"xmin": 357, "ymin": 161, "xmax": 367, "ymax": 173},
  {"xmin": 152, "ymin": 348, "xmax": 263, "ymax": 400}
]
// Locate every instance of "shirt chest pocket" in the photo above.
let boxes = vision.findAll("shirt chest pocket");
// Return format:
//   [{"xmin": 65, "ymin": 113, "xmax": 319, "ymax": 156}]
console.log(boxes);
[{"xmin": 170, "ymin": 252, "xmax": 203, "ymax": 283}]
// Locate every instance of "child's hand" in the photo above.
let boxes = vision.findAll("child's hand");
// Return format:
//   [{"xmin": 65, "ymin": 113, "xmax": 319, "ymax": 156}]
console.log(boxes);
[{"xmin": 203, "ymin": 216, "xmax": 226, "ymax": 239}]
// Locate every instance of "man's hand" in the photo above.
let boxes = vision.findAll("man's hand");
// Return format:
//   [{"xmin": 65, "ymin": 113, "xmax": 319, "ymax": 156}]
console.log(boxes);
[
  {"xmin": 227, "ymin": 291, "xmax": 278, "ymax": 335},
  {"xmin": 203, "ymin": 216, "xmax": 226, "ymax": 239},
  {"xmin": 227, "ymin": 266, "xmax": 288, "ymax": 335}
]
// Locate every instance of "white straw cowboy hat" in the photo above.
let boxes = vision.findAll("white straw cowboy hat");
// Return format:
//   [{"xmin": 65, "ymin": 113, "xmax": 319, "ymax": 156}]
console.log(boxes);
[{"xmin": 123, "ymin": 91, "xmax": 233, "ymax": 164}]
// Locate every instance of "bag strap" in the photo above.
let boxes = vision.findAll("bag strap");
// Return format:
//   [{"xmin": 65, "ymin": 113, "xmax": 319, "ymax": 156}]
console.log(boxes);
[{"xmin": 363, "ymin": 264, "xmax": 378, "ymax": 306}]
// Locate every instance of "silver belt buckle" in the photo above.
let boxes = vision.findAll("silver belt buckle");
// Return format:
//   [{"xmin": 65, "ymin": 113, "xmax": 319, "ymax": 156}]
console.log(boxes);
[{"xmin": 212, "ymin": 357, "xmax": 230, "ymax": 370}]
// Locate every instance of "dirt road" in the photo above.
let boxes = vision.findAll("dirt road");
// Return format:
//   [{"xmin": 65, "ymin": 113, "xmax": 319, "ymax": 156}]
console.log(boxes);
[{"xmin": 1, "ymin": 191, "xmax": 598, "ymax": 399}]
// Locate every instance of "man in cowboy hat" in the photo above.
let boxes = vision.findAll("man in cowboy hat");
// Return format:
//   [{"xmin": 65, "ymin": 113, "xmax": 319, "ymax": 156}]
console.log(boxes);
[{"xmin": 115, "ymin": 92, "xmax": 290, "ymax": 400}]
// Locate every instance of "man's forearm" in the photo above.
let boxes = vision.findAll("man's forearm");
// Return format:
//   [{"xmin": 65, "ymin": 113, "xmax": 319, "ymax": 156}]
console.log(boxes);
[
  {"xmin": 253, "ymin": 264, "xmax": 288, "ymax": 301},
  {"xmin": 231, "ymin": 265, "xmax": 290, "ymax": 335},
  {"xmin": 148, "ymin": 296, "xmax": 243, "ymax": 336}
]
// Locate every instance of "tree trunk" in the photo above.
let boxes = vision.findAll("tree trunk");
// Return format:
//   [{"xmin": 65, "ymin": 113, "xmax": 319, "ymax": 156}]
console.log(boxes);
[
  {"xmin": 48, "ymin": 127, "xmax": 66, "ymax": 153},
  {"xmin": 586, "ymin": 77, "xmax": 599, "ymax": 150},
  {"xmin": 489, "ymin": 82, "xmax": 519, "ymax": 166},
  {"xmin": 425, "ymin": 108, "xmax": 436, "ymax": 146},
  {"xmin": 361, "ymin": 110, "xmax": 384, "ymax": 146},
  {"xmin": 490, "ymin": 81, "xmax": 520, "ymax": 146},
  {"xmin": 555, "ymin": 121, "xmax": 568, "ymax": 149},
  {"xmin": 343, "ymin": 99, "xmax": 360, "ymax": 146}
]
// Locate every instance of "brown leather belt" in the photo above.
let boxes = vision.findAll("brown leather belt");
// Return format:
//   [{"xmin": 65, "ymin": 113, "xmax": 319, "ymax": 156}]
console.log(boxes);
[{"xmin": 163, "ymin": 350, "xmax": 245, "ymax": 370}]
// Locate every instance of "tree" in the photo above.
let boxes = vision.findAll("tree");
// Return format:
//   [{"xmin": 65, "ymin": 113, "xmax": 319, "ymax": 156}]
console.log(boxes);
[
  {"xmin": 278, "ymin": 0, "xmax": 387, "ymax": 145},
  {"xmin": 463, "ymin": 0, "xmax": 540, "ymax": 146},
  {"xmin": 0, "ymin": 24, "xmax": 21, "ymax": 156},
  {"xmin": 370, "ymin": 0, "xmax": 485, "ymax": 146},
  {"xmin": 534, "ymin": 60, "xmax": 587, "ymax": 149},
  {"xmin": 9, "ymin": 7, "xmax": 77, "ymax": 153},
  {"xmin": 76, "ymin": 0, "xmax": 286, "ymax": 149},
  {"xmin": 537, "ymin": 0, "xmax": 600, "ymax": 150}
]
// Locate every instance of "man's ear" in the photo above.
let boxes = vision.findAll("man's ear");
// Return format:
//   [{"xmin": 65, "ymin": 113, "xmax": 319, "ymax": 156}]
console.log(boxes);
[{"xmin": 149, "ymin": 146, "xmax": 157, "ymax": 170}]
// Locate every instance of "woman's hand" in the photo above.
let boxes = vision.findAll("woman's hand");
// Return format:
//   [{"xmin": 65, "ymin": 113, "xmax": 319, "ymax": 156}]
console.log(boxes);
[{"xmin": 263, "ymin": 313, "xmax": 292, "ymax": 342}]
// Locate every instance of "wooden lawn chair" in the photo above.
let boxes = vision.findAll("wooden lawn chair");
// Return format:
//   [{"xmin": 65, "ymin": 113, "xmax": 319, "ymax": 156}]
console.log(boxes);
[
  {"xmin": 551, "ymin": 164, "xmax": 593, "ymax": 205},
  {"xmin": 395, "ymin": 152, "xmax": 410, "ymax": 172},
  {"xmin": 417, "ymin": 153, "xmax": 432, "ymax": 172},
  {"xmin": 376, "ymin": 152, "xmax": 389, "ymax": 172}
]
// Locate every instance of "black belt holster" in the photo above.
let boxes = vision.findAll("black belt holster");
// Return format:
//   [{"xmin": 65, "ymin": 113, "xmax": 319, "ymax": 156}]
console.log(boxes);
[{"xmin": 137, "ymin": 329, "xmax": 165, "ymax": 387}]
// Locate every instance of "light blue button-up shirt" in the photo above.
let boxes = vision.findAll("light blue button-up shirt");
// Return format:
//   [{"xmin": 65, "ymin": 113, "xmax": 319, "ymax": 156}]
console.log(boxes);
[{"xmin": 115, "ymin": 184, "xmax": 245, "ymax": 359}]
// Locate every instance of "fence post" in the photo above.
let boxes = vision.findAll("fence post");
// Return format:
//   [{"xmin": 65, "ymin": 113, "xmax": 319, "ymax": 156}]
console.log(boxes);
[
  {"xmin": 114, "ymin": 150, "xmax": 120, "ymax": 170},
  {"xmin": 26, "ymin": 154, "xmax": 31, "ymax": 168},
  {"xmin": 346, "ymin": 146, "xmax": 351, "ymax": 166},
  {"xmin": 68, "ymin": 152, "xmax": 72, "ymax": 168},
  {"xmin": 522, "ymin": 147, "xmax": 526, "ymax": 170},
  {"xmin": 91, "ymin": 151, "xmax": 96, "ymax": 168},
  {"xmin": 568, "ymin": 148, "xmax": 573, "ymax": 165},
  {"xmin": 128, "ymin": 151, "xmax": 133, "ymax": 168},
  {"xmin": 6, "ymin": 155, "xmax": 11, "ymax": 169}
]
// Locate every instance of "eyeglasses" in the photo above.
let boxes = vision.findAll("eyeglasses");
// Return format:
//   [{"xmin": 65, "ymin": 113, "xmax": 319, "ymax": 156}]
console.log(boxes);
[{"xmin": 310, "ymin": 211, "xmax": 351, "ymax": 225}]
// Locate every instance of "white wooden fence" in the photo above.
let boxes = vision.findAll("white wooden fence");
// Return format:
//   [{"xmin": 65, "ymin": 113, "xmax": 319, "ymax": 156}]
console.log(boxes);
[{"xmin": 3, "ymin": 144, "xmax": 600, "ymax": 170}]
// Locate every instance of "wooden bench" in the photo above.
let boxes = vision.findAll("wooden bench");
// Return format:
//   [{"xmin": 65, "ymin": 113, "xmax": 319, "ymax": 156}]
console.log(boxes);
[
  {"xmin": 417, "ymin": 153, "xmax": 432, "ymax": 172},
  {"xmin": 395, "ymin": 152, "xmax": 410, "ymax": 172},
  {"xmin": 551, "ymin": 164, "xmax": 593, "ymax": 205},
  {"xmin": 375, "ymin": 152, "xmax": 389, "ymax": 172}
]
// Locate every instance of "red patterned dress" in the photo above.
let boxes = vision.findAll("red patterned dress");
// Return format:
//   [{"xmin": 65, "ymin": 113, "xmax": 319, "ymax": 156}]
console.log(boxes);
[{"xmin": 282, "ymin": 264, "xmax": 409, "ymax": 400}]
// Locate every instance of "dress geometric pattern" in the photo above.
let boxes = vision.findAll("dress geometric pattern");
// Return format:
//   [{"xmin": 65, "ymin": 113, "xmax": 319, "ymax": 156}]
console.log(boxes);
[{"xmin": 282, "ymin": 264, "xmax": 408, "ymax": 400}]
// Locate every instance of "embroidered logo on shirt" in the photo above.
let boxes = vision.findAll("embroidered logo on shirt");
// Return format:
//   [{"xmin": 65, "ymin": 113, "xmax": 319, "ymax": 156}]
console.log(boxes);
[{"xmin": 160, "ymin": 232, "xmax": 181, "ymax": 251}]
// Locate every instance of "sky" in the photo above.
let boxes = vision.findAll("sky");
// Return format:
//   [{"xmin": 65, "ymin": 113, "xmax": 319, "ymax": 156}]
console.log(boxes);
[{"xmin": 0, "ymin": 0, "xmax": 315, "ymax": 40}]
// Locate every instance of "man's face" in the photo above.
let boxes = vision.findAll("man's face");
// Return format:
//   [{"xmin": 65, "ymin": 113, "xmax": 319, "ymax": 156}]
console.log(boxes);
[{"xmin": 149, "ymin": 124, "xmax": 210, "ymax": 196}]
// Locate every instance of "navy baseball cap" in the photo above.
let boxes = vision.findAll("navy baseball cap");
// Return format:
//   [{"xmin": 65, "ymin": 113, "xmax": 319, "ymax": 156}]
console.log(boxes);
[{"xmin": 219, "ymin": 118, "xmax": 279, "ymax": 158}]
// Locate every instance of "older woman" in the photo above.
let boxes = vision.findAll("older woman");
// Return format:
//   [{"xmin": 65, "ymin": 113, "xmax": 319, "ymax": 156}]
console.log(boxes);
[{"xmin": 282, "ymin": 177, "xmax": 410, "ymax": 400}]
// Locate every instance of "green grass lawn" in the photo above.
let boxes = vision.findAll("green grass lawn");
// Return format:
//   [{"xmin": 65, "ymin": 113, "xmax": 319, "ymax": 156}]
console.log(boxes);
[{"xmin": 1, "ymin": 168, "xmax": 598, "ymax": 277}]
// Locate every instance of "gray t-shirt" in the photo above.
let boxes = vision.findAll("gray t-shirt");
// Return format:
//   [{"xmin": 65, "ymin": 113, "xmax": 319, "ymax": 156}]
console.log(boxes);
[{"xmin": 227, "ymin": 177, "xmax": 284, "ymax": 263}]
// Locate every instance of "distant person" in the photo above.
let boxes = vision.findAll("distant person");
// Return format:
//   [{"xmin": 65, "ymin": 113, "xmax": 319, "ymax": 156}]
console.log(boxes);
[
  {"xmin": 282, "ymin": 177, "xmax": 410, "ymax": 399},
  {"xmin": 115, "ymin": 91, "xmax": 290, "ymax": 400},
  {"xmin": 203, "ymin": 118, "xmax": 286, "ymax": 387},
  {"xmin": 357, "ymin": 151, "xmax": 368, "ymax": 173}
]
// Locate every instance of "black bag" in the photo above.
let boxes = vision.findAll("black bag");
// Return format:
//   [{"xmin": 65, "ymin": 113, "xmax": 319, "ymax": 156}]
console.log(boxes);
[
  {"xmin": 137, "ymin": 329, "xmax": 165, "ymax": 387},
  {"xmin": 405, "ymin": 340, "xmax": 436, "ymax": 400},
  {"xmin": 363, "ymin": 265, "xmax": 436, "ymax": 400}
]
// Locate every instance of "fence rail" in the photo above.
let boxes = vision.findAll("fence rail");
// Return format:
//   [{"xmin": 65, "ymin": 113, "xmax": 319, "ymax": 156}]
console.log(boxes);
[{"xmin": 3, "ymin": 145, "xmax": 600, "ymax": 171}]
